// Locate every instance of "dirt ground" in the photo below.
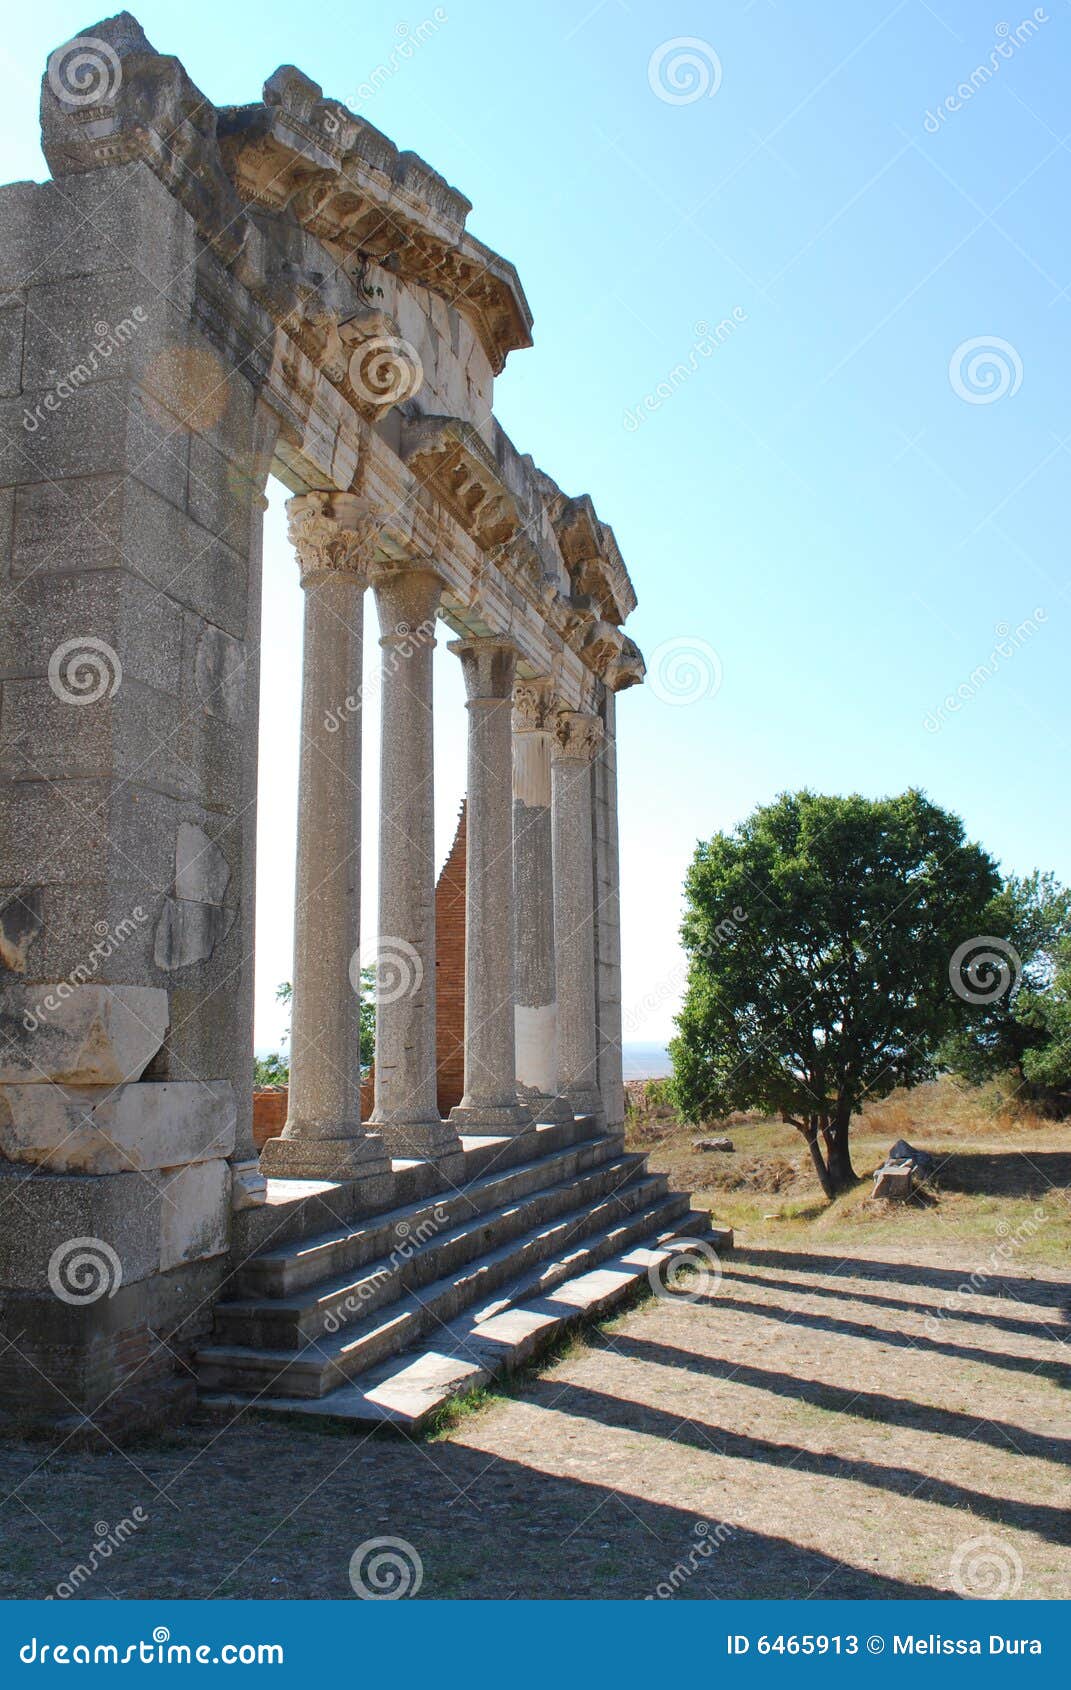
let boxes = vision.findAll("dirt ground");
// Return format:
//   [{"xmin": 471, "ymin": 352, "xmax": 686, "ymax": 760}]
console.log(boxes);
[{"xmin": 1, "ymin": 1233, "xmax": 1068, "ymax": 1599}]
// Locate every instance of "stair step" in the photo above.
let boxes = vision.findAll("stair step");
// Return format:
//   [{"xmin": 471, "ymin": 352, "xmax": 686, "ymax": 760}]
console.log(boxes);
[
  {"xmin": 201, "ymin": 1218, "xmax": 727, "ymax": 1431},
  {"xmin": 196, "ymin": 1182, "xmax": 686, "ymax": 1398},
  {"xmin": 233, "ymin": 1131, "xmax": 625, "ymax": 1299},
  {"xmin": 212, "ymin": 1153, "xmax": 654, "ymax": 1348}
]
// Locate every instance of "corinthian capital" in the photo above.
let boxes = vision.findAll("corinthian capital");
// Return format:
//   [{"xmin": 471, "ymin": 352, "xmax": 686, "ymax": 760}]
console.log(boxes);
[
  {"xmin": 286, "ymin": 490, "xmax": 383, "ymax": 586},
  {"xmin": 552, "ymin": 709, "xmax": 604, "ymax": 761},
  {"xmin": 512, "ymin": 677, "xmax": 559, "ymax": 733}
]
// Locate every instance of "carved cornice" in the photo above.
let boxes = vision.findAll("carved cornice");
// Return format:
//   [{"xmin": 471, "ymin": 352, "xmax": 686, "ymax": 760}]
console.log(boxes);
[
  {"xmin": 401, "ymin": 415, "xmax": 520, "ymax": 553},
  {"xmin": 286, "ymin": 491, "xmax": 381, "ymax": 585},
  {"xmin": 552, "ymin": 709, "xmax": 604, "ymax": 762},
  {"xmin": 39, "ymin": 22, "xmax": 532, "ymax": 379},
  {"xmin": 538, "ymin": 480, "xmax": 637, "ymax": 626},
  {"xmin": 215, "ymin": 70, "xmax": 531, "ymax": 375}
]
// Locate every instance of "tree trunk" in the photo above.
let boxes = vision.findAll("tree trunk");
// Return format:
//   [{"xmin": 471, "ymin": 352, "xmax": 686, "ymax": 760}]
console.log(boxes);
[
  {"xmin": 824, "ymin": 1102, "xmax": 857, "ymax": 1194},
  {"xmin": 799, "ymin": 1115, "xmax": 835, "ymax": 1199}
]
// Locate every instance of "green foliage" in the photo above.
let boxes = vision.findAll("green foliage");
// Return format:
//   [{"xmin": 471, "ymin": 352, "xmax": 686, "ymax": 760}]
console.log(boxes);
[
  {"xmin": 939, "ymin": 872, "xmax": 1071, "ymax": 1095},
  {"xmin": 670, "ymin": 789, "xmax": 998, "ymax": 1194},
  {"xmin": 1017, "ymin": 937, "xmax": 1071, "ymax": 1097},
  {"xmin": 253, "ymin": 974, "xmax": 377, "ymax": 1087}
]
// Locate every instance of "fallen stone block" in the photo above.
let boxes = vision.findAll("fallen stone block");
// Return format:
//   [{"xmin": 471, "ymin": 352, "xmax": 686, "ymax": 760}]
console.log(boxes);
[
  {"xmin": 889, "ymin": 1137, "xmax": 937, "ymax": 1182},
  {"xmin": 693, "ymin": 1136, "xmax": 733, "ymax": 1152},
  {"xmin": 872, "ymin": 1159, "xmax": 914, "ymax": 1201}
]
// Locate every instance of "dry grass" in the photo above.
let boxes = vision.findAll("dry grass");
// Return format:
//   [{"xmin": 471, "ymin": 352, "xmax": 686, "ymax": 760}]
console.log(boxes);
[{"xmin": 627, "ymin": 1078, "xmax": 1071, "ymax": 1266}]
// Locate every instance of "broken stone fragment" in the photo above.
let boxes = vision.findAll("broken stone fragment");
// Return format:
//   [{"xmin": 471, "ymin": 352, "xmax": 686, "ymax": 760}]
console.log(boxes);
[
  {"xmin": 0, "ymin": 888, "xmax": 44, "ymax": 972},
  {"xmin": 692, "ymin": 1136, "xmax": 733, "ymax": 1152},
  {"xmin": 0, "ymin": 984, "xmax": 169, "ymax": 1085},
  {"xmin": 0, "ymin": 1080, "xmax": 234, "ymax": 1174}
]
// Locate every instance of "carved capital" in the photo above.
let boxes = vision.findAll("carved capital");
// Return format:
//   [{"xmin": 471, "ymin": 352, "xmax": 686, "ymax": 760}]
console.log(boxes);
[
  {"xmin": 552, "ymin": 709, "xmax": 604, "ymax": 762},
  {"xmin": 286, "ymin": 491, "xmax": 382, "ymax": 586},
  {"xmin": 449, "ymin": 636, "xmax": 520, "ymax": 703},
  {"xmin": 512, "ymin": 677, "xmax": 559, "ymax": 734},
  {"xmin": 370, "ymin": 561, "xmax": 445, "ymax": 644}
]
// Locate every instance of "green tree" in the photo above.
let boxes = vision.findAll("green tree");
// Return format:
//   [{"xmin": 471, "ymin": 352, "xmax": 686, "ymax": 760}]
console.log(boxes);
[
  {"xmin": 1017, "ymin": 937, "xmax": 1071, "ymax": 1099},
  {"xmin": 670, "ymin": 790, "xmax": 998, "ymax": 1196},
  {"xmin": 252, "ymin": 974, "xmax": 377, "ymax": 1087},
  {"xmin": 939, "ymin": 871, "xmax": 1071, "ymax": 1087}
]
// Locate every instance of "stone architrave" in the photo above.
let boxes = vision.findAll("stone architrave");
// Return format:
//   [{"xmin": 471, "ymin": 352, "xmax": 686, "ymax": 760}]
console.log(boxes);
[
  {"xmin": 551, "ymin": 709, "xmax": 605, "ymax": 1122},
  {"xmin": 260, "ymin": 493, "xmax": 390, "ymax": 1187},
  {"xmin": 512, "ymin": 679, "xmax": 572, "ymax": 1123},
  {"xmin": 368, "ymin": 564, "xmax": 462, "ymax": 1166},
  {"xmin": 449, "ymin": 639, "xmax": 531, "ymax": 1133}
]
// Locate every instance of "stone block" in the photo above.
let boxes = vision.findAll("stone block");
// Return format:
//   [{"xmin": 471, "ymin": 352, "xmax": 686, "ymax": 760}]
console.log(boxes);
[
  {"xmin": 0, "ymin": 1079, "xmax": 235, "ymax": 1173},
  {"xmin": 153, "ymin": 897, "xmax": 236, "ymax": 970},
  {"xmin": 0, "ymin": 1165, "xmax": 161, "ymax": 1292},
  {"xmin": 872, "ymin": 1160, "xmax": 914, "ymax": 1201},
  {"xmin": 693, "ymin": 1136, "xmax": 734, "ymax": 1152},
  {"xmin": 0, "ymin": 984, "xmax": 168, "ymax": 1085},
  {"xmin": 0, "ymin": 298, "xmax": 23, "ymax": 398},
  {"xmin": 157, "ymin": 1158, "xmax": 230, "ymax": 1269}
]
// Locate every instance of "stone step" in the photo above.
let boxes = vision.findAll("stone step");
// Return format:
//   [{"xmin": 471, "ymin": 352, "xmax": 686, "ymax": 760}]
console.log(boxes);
[
  {"xmin": 212, "ymin": 1152, "xmax": 654, "ymax": 1349},
  {"xmin": 201, "ymin": 1219, "xmax": 727, "ymax": 1431},
  {"xmin": 232, "ymin": 1115, "xmax": 606, "ymax": 1260},
  {"xmin": 232, "ymin": 1129, "xmax": 626, "ymax": 1301},
  {"xmin": 197, "ymin": 1181, "xmax": 687, "ymax": 1399}
]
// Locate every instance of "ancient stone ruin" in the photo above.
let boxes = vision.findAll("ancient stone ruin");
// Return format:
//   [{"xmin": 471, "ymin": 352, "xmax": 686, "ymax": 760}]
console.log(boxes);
[{"xmin": 0, "ymin": 15, "xmax": 702, "ymax": 1433}]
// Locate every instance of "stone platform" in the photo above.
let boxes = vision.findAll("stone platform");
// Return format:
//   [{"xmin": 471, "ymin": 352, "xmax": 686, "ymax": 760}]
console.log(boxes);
[{"xmin": 197, "ymin": 1116, "xmax": 719, "ymax": 1426}]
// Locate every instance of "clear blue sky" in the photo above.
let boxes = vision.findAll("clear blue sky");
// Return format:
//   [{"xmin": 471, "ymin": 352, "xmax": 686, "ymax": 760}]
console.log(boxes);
[{"xmin": 4, "ymin": 1, "xmax": 1068, "ymax": 1046}]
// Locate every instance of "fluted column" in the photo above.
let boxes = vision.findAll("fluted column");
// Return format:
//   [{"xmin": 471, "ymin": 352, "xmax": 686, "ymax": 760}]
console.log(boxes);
[
  {"xmin": 260, "ymin": 492, "xmax": 390, "ymax": 1189},
  {"xmin": 449, "ymin": 638, "xmax": 532, "ymax": 1133},
  {"xmin": 368, "ymin": 564, "xmax": 462, "ymax": 1166},
  {"xmin": 551, "ymin": 709, "xmax": 605, "ymax": 1123},
  {"xmin": 512, "ymin": 679, "xmax": 572, "ymax": 1123}
]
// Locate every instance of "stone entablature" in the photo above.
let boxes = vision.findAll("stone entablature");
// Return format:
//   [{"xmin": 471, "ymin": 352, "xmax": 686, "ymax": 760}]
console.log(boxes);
[{"xmin": 37, "ymin": 13, "xmax": 643, "ymax": 707}]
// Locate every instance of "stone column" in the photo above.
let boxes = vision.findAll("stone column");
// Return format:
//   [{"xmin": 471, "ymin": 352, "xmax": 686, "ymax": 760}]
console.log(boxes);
[
  {"xmin": 512, "ymin": 679, "xmax": 572, "ymax": 1123},
  {"xmin": 449, "ymin": 638, "xmax": 531, "ymax": 1133},
  {"xmin": 593, "ymin": 688, "xmax": 626, "ymax": 1133},
  {"xmin": 260, "ymin": 493, "xmax": 390, "ymax": 1189},
  {"xmin": 368, "ymin": 564, "xmax": 462, "ymax": 1166},
  {"xmin": 551, "ymin": 710, "xmax": 605, "ymax": 1122}
]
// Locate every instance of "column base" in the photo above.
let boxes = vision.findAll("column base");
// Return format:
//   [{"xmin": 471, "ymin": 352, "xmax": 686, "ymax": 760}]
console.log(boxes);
[
  {"xmin": 369, "ymin": 1115, "xmax": 464, "ymax": 1171},
  {"xmin": 449, "ymin": 1098, "xmax": 533, "ymax": 1135},
  {"xmin": 564, "ymin": 1087, "xmax": 606, "ymax": 1124},
  {"xmin": 518, "ymin": 1087, "xmax": 575, "ymax": 1125},
  {"xmin": 260, "ymin": 1125, "xmax": 392, "ymax": 1189}
]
